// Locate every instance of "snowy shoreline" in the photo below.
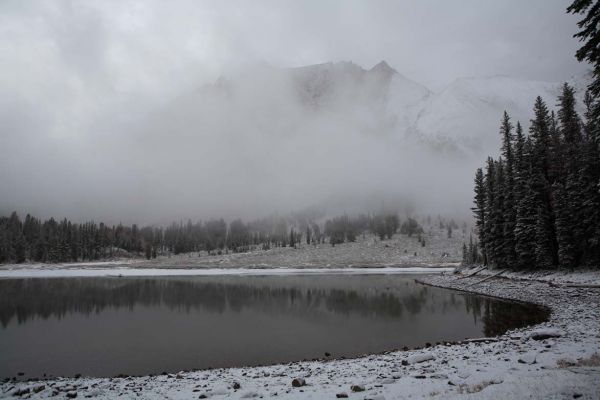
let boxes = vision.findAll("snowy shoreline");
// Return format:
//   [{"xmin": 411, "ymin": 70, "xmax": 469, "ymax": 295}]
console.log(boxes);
[{"xmin": 1, "ymin": 268, "xmax": 599, "ymax": 399}]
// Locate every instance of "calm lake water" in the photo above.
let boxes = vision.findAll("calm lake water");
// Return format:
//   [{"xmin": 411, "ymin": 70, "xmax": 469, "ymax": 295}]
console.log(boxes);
[{"xmin": 0, "ymin": 274, "xmax": 548, "ymax": 379}]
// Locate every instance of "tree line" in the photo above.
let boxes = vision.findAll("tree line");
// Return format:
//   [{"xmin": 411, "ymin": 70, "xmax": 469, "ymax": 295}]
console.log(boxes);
[
  {"xmin": 0, "ymin": 211, "xmax": 419, "ymax": 264},
  {"xmin": 469, "ymin": 1, "xmax": 600, "ymax": 270},
  {"xmin": 470, "ymin": 85, "xmax": 600, "ymax": 269}
]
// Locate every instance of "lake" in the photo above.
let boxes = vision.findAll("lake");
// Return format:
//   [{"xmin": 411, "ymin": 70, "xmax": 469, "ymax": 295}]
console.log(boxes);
[{"xmin": 0, "ymin": 274, "xmax": 548, "ymax": 379}]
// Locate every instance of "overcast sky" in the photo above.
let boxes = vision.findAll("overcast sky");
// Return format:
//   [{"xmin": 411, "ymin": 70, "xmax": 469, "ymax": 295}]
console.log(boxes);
[
  {"xmin": 1, "ymin": 0, "xmax": 585, "ymax": 94},
  {"xmin": 0, "ymin": 0, "xmax": 590, "ymax": 223}
]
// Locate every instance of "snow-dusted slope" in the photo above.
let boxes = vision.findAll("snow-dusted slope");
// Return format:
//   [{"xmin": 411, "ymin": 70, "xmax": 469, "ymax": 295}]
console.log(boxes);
[
  {"xmin": 286, "ymin": 60, "xmax": 432, "ymax": 137},
  {"xmin": 416, "ymin": 76, "xmax": 566, "ymax": 154},
  {"xmin": 285, "ymin": 62, "xmax": 571, "ymax": 157},
  {"xmin": 139, "ymin": 61, "xmax": 587, "ymax": 163}
]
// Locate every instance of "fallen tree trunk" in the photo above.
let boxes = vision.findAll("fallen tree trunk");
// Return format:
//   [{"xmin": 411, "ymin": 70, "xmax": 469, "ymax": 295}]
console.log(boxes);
[
  {"xmin": 457, "ymin": 266, "xmax": 487, "ymax": 280},
  {"xmin": 466, "ymin": 269, "xmax": 507, "ymax": 287}
]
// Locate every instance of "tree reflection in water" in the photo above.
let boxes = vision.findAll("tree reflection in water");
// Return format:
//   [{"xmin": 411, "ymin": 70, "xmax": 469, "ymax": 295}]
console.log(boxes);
[
  {"xmin": 0, "ymin": 276, "xmax": 548, "ymax": 336},
  {"xmin": 0, "ymin": 275, "xmax": 552, "ymax": 378}
]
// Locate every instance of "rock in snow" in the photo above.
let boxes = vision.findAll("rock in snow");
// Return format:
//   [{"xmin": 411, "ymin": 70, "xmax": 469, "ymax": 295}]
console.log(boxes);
[
  {"xmin": 518, "ymin": 352, "xmax": 538, "ymax": 365},
  {"xmin": 528, "ymin": 328, "xmax": 564, "ymax": 341},
  {"xmin": 11, "ymin": 387, "xmax": 30, "ymax": 396},
  {"xmin": 351, "ymin": 384, "xmax": 365, "ymax": 392},
  {"xmin": 291, "ymin": 378, "xmax": 306, "ymax": 387},
  {"xmin": 32, "ymin": 385, "xmax": 45, "ymax": 393},
  {"xmin": 406, "ymin": 352, "xmax": 436, "ymax": 364}
]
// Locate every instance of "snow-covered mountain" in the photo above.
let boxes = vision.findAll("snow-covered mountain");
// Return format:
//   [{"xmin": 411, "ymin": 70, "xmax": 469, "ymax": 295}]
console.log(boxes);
[
  {"xmin": 415, "ymin": 75, "xmax": 575, "ymax": 154},
  {"xmin": 159, "ymin": 60, "xmax": 585, "ymax": 159},
  {"xmin": 134, "ymin": 60, "xmax": 589, "ymax": 186},
  {"xmin": 118, "ymin": 60, "xmax": 590, "ymax": 217}
]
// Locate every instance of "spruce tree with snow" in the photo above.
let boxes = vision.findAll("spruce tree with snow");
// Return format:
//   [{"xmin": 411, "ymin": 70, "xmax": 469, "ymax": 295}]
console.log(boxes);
[
  {"xmin": 8, "ymin": 212, "xmax": 26, "ymax": 263},
  {"xmin": 500, "ymin": 112, "xmax": 517, "ymax": 268},
  {"xmin": 514, "ymin": 183, "xmax": 537, "ymax": 269},
  {"xmin": 513, "ymin": 121, "xmax": 526, "ymax": 209},
  {"xmin": 568, "ymin": 0, "xmax": 600, "ymax": 97},
  {"xmin": 529, "ymin": 96, "xmax": 558, "ymax": 267},
  {"xmin": 483, "ymin": 158, "xmax": 499, "ymax": 266},
  {"xmin": 555, "ymin": 83, "xmax": 583, "ymax": 268},
  {"xmin": 0, "ymin": 220, "xmax": 8, "ymax": 264},
  {"xmin": 581, "ymin": 91, "xmax": 600, "ymax": 265},
  {"xmin": 472, "ymin": 167, "xmax": 487, "ymax": 265},
  {"xmin": 492, "ymin": 159, "xmax": 507, "ymax": 268}
]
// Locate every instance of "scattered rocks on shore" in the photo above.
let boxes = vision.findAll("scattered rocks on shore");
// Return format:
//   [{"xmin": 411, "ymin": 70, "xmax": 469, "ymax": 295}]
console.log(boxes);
[
  {"xmin": 291, "ymin": 378, "xmax": 305, "ymax": 387},
  {"xmin": 518, "ymin": 352, "xmax": 538, "ymax": 365},
  {"xmin": 528, "ymin": 328, "xmax": 564, "ymax": 341},
  {"xmin": 405, "ymin": 352, "xmax": 435, "ymax": 364},
  {"xmin": 350, "ymin": 384, "xmax": 365, "ymax": 392}
]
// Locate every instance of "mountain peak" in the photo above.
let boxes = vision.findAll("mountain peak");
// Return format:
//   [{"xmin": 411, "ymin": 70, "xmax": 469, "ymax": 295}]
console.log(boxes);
[{"xmin": 370, "ymin": 60, "xmax": 396, "ymax": 75}]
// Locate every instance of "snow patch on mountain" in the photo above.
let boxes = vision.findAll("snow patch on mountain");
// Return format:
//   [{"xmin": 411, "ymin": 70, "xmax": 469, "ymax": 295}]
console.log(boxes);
[
  {"xmin": 187, "ymin": 61, "xmax": 587, "ymax": 157},
  {"xmin": 416, "ymin": 76, "xmax": 567, "ymax": 155}
]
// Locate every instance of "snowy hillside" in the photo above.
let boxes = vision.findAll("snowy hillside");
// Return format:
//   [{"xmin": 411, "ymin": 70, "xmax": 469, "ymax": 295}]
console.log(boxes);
[
  {"xmin": 415, "ymin": 76, "xmax": 568, "ymax": 154},
  {"xmin": 171, "ymin": 61, "xmax": 586, "ymax": 157}
]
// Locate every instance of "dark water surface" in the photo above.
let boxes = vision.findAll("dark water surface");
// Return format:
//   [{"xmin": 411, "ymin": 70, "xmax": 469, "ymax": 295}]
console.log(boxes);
[{"xmin": 0, "ymin": 274, "xmax": 548, "ymax": 379}]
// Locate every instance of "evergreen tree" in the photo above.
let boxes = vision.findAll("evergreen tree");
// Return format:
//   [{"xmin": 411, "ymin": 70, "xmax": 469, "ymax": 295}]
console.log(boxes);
[
  {"xmin": 472, "ymin": 168, "xmax": 487, "ymax": 265},
  {"xmin": 7, "ymin": 212, "xmax": 26, "ymax": 263},
  {"xmin": 384, "ymin": 214, "xmax": 400, "ymax": 239},
  {"xmin": 514, "ymin": 176, "xmax": 538, "ymax": 269},
  {"xmin": 568, "ymin": 0, "xmax": 600, "ymax": 265},
  {"xmin": 0, "ymin": 219, "xmax": 8, "ymax": 263},
  {"xmin": 568, "ymin": 0, "xmax": 600, "ymax": 96},
  {"xmin": 553, "ymin": 181, "xmax": 576, "ymax": 268},
  {"xmin": 548, "ymin": 111, "xmax": 563, "ymax": 184},
  {"xmin": 492, "ymin": 159, "xmax": 507, "ymax": 268},
  {"xmin": 555, "ymin": 83, "xmax": 584, "ymax": 268},
  {"xmin": 580, "ymin": 91, "xmax": 600, "ymax": 265},
  {"xmin": 399, "ymin": 218, "xmax": 423, "ymax": 238},
  {"xmin": 529, "ymin": 96, "xmax": 558, "ymax": 267},
  {"xmin": 499, "ymin": 112, "xmax": 517, "ymax": 268},
  {"xmin": 513, "ymin": 121, "xmax": 526, "ymax": 209},
  {"xmin": 535, "ymin": 206, "xmax": 555, "ymax": 269},
  {"xmin": 483, "ymin": 158, "xmax": 499, "ymax": 266}
]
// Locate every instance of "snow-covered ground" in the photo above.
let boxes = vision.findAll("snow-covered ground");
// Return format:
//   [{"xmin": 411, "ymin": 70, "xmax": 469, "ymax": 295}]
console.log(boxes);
[
  {"xmin": 0, "ymin": 230, "xmax": 465, "ymax": 271},
  {"xmin": 2, "ymin": 269, "xmax": 599, "ymax": 399},
  {"xmin": 458, "ymin": 266, "xmax": 600, "ymax": 286},
  {"xmin": 0, "ymin": 260, "xmax": 145, "ymax": 271}
]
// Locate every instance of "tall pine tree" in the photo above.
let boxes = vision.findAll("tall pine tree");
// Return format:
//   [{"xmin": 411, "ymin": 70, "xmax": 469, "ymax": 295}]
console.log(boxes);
[
  {"xmin": 499, "ymin": 112, "xmax": 517, "ymax": 268},
  {"xmin": 568, "ymin": 0, "xmax": 600, "ymax": 97},
  {"xmin": 529, "ymin": 97, "xmax": 558, "ymax": 267},
  {"xmin": 472, "ymin": 168, "xmax": 487, "ymax": 265},
  {"xmin": 555, "ymin": 83, "xmax": 584, "ymax": 268}
]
